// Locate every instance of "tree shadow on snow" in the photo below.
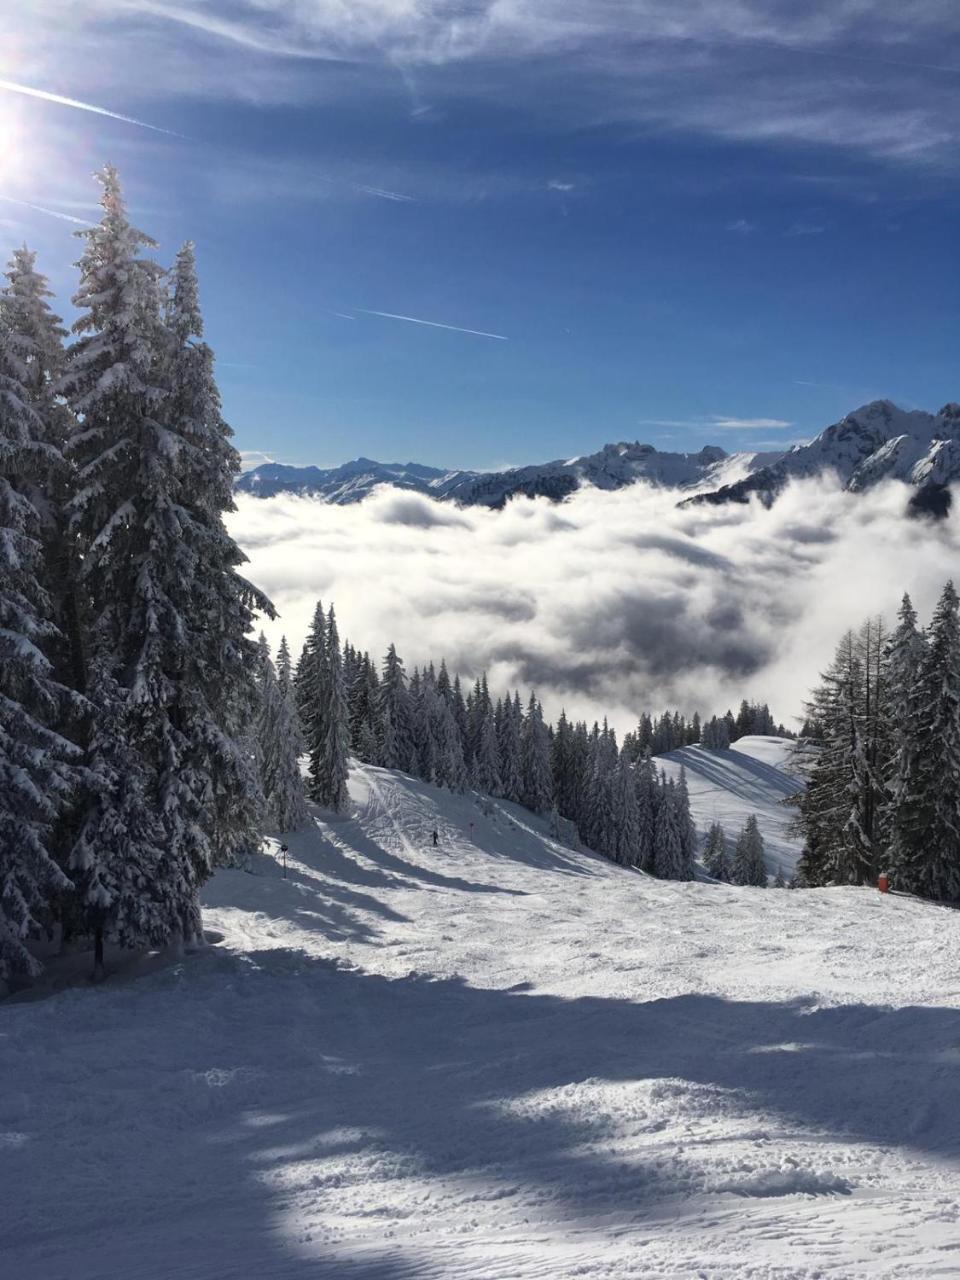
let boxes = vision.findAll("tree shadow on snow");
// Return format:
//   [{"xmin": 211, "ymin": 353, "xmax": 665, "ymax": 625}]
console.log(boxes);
[
  {"xmin": 9, "ymin": 948, "xmax": 960, "ymax": 1279},
  {"xmin": 663, "ymin": 746, "xmax": 801, "ymax": 809}
]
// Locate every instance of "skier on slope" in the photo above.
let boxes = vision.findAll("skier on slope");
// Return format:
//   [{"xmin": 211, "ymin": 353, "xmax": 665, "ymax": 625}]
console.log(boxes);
[{"xmin": 432, "ymin": 829, "xmax": 439, "ymax": 848}]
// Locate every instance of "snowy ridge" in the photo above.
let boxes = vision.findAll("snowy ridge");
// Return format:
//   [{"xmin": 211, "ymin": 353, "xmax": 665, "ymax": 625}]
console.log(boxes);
[
  {"xmin": 661, "ymin": 735, "xmax": 804, "ymax": 878},
  {"xmin": 6, "ymin": 753, "xmax": 960, "ymax": 1278},
  {"xmin": 235, "ymin": 441, "xmax": 782, "ymax": 507},
  {"xmin": 690, "ymin": 399, "xmax": 960, "ymax": 512}
]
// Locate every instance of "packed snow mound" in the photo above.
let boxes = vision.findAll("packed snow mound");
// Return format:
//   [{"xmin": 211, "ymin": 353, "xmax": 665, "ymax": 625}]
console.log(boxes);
[
  {"xmin": 660, "ymin": 734, "xmax": 803, "ymax": 877},
  {"xmin": 236, "ymin": 440, "xmax": 782, "ymax": 507},
  {"xmin": 5, "ymin": 760, "xmax": 960, "ymax": 1279},
  {"xmin": 689, "ymin": 399, "xmax": 960, "ymax": 514}
]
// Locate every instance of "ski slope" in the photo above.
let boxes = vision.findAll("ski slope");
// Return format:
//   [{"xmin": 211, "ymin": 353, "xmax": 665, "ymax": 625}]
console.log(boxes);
[
  {"xmin": 662, "ymin": 735, "xmax": 805, "ymax": 878},
  {"xmin": 4, "ymin": 756, "xmax": 960, "ymax": 1279}
]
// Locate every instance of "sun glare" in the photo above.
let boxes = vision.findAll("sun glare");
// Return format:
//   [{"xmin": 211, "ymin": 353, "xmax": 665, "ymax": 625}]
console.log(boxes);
[{"xmin": 0, "ymin": 97, "xmax": 24, "ymax": 188}]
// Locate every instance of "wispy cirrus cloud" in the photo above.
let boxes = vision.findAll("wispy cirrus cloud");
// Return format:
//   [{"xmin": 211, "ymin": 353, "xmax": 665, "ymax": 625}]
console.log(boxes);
[
  {"xmin": 639, "ymin": 415, "xmax": 794, "ymax": 432},
  {"xmin": 4, "ymin": 3, "xmax": 960, "ymax": 169}
]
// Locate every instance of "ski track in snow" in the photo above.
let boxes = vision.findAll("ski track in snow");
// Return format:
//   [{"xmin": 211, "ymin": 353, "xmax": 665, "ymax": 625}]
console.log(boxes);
[{"xmin": 4, "ymin": 737, "xmax": 960, "ymax": 1278}]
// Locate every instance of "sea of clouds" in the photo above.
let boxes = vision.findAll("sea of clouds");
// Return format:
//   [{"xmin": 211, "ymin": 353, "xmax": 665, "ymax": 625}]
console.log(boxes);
[{"xmin": 230, "ymin": 478, "xmax": 960, "ymax": 734}]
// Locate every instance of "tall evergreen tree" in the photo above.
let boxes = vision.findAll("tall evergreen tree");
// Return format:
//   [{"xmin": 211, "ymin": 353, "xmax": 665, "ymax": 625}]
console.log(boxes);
[
  {"xmin": 891, "ymin": 581, "xmax": 960, "ymax": 900},
  {"xmin": 732, "ymin": 815, "xmax": 767, "ymax": 886},
  {"xmin": 62, "ymin": 172, "xmax": 272, "ymax": 963},
  {"xmin": 653, "ymin": 777, "xmax": 686, "ymax": 879},
  {"xmin": 318, "ymin": 606, "xmax": 350, "ymax": 811},
  {"xmin": 703, "ymin": 821, "xmax": 730, "ymax": 881},
  {"xmin": 498, "ymin": 691, "xmax": 524, "ymax": 803},
  {"xmin": 258, "ymin": 636, "xmax": 308, "ymax": 831},
  {"xmin": 635, "ymin": 749, "xmax": 657, "ymax": 872},
  {"xmin": 378, "ymin": 644, "xmax": 417, "ymax": 773},
  {"xmin": 521, "ymin": 692, "xmax": 553, "ymax": 815},
  {"xmin": 0, "ymin": 246, "xmax": 83, "ymax": 983}
]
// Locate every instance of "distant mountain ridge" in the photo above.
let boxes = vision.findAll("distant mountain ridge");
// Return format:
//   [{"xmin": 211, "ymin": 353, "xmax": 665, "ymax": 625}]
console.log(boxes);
[
  {"xmin": 686, "ymin": 400, "xmax": 960, "ymax": 517},
  {"xmin": 235, "ymin": 441, "xmax": 784, "ymax": 507},
  {"xmin": 236, "ymin": 400, "xmax": 960, "ymax": 515}
]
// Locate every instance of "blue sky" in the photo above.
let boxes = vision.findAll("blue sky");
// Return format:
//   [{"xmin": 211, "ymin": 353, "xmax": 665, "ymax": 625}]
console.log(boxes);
[{"xmin": 1, "ymin": 2, "xmax": 958, "ymax": 470}]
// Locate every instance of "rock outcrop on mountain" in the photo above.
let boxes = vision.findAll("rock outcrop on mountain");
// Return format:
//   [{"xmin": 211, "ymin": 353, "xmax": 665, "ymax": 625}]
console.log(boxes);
[{"xmin": 686, "ymin": 401, "xmax": 960, "ymax": 516}]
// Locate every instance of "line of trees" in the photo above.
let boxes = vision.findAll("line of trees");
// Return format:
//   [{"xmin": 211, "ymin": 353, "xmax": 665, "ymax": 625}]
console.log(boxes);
[
  {"xmin": 793, "ymin": 581, "xmax": 960, "ymax": 901},
  {"xmin": 285, "ymin": 605, "xmax": 795, "ymax": 882},
  {"xmin": 1, "ymin": 168, "xmax": 270, "ymax": 985}
]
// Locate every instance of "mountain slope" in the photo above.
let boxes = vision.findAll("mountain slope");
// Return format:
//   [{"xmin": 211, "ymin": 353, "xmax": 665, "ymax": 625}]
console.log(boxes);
[
  {"xmin": 5, "ymin": 758, "xmax": 960, "ymax": 1279},
  {"xmin": 689, "ymin": 399, "xmax": 960, "ymax": 513},
  {"xmin": 660, "ymin": 735, "xmax": 803, "ymax": 877}
]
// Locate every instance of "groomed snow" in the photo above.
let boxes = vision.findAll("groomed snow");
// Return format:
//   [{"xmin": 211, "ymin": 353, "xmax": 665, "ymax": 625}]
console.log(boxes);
[
  {"xmin": 661, "ymin": 735, "xmax": 805, "ymax": 877},
  {"xmin": 4, "ymin": 754, "xmax": 960, "ymax": 1279}
]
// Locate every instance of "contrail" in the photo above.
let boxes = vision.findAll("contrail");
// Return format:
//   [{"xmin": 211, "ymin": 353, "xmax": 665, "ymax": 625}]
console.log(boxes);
[
  {"xmin": 356, "ymin": 309, "xmax": 509, "ymax": 341},
  {"xmin": 0, "ymin": 196, "xmax": 91, "ymax": 225},
  {"xmin": 0, "ymin": 78, "xmax": 180, "ymax": 136}
]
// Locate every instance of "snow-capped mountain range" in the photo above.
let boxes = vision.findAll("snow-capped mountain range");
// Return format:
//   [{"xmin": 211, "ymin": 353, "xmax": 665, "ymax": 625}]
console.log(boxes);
[
  {"xmin": 685, "ymin": 400, "xmax": 960, "ymax": 516},
  {"xmin": 236, "ymin": 400, "xmax": 960, "ymax": 514},
  {"xmin": 236, "ymin": 442, "xmax": 784, "ymax": 506}
]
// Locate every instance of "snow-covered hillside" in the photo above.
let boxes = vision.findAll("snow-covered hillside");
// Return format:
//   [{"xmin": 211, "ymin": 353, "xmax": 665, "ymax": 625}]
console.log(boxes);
[
  {"xmin": 662, "ymin": 734, "xmax": 804, "ymax": 878},
  {"xmin": 5, "ymin": 760, "xmax": 960, "ymax": 1279}
]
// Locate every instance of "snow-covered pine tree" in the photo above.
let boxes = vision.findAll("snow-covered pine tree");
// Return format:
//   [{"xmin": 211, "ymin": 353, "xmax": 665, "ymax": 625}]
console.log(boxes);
[
  {"xmin": 299, "ymin": 600, "xmax": 328, "ymax": 766},
  {"xmin": 157, "ymin": 238, "xmax": 270, "ymax": 872},
  {"xmin": 521, "ymin": 692, "xmax": 553, "ymax": 815},
  {"xmin": 793, "ymin": 631, "xmax": 870, "ymax": 886},
  {"xmin": 882, "ymin": 593, "xmax": 927, "ymax": 859},
  {"xmin": 378, "ymin": 644, "xmax": 417, "ymax": 774},
  {"xmin": 0, "ymin": 247, "xmax": 83, "ymax": 983},
  {"xmin": 635, "ymin": 749, "xmax": 657, "ymax": 872},
  {"xmin": 774, "ymin": 864, "xmax": 786, "ymax": 888},
  {"xmin": 732, "ymin": 814, "xmax": 767, "ymax": 886},
  {"xmin": 701, "ymin": 716, "xmax": 730, "ymax": 750},
  {"xmin": 585, "ymin": 721, "xmax": 618, "ymax": 858},
  {"xmin": 653, "ymin": 776, "xmax": 686, "ymax": 879},
  {"xmin": 675, "ymin": 766, "xmax": 697, "ymax": 877},
  {"xmin": 319, "ymin": 605, "xmax": 350, "ymax": 811},
  {"xmin": 891, "ymin": 581, "xmax": 960, "ymax": 901},
  {"xmin": 258, "ymin": 636, "xmax": 308, "ymax": 831},
  {"xmin": 498, "ymin": 691, "xmax": 524, "ymax": 803},
  {"xmin": 62, "ymin": 175, "xmax": 273, "ymax": 962},
  {"xmin": 473, "ymin": 705, "xmax": 502, "ymax": 797},
  {"xmin": 702, "ymin": 820, "xmax": 729, "ymax": 881},
  {"xmin": 435, "ymin": 695, "xmax": 467, "ymax": 792},
  {"xmin": 614, "ymin": 744, "xmax": 641, "ymax": 866}
]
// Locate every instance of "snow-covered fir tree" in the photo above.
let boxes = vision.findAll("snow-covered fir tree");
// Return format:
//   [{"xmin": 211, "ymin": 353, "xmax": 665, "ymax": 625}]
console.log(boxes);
[
  {"xmin": 319, "ymin": 607, "xmax": 350, "ymax": 811},
  {"xmin": 257, "ymin": 636, "xmax": 308, "ymax": 831},
  {"xmin": 732, "ymin": 815, "xmax": 767, "ymax": 886},
  {"xmin": 378, "ymin": 644, "xmax": 418, "ymax": 774},
  {"xmin": 702, "ymin": 821, "xmax": 730, "ymax": 881},
  {"xmin": 891, "ymin": 582, "xmax": 960, "ymax": 900},
  {"xmin": 0, "ymin": 246, "xmax": 83, "ymax": 983},
  {"xmin": 521, "ymin": 693, "xmax": 553, "ymax": 815},
  {"xmin": 473, "ymin": 703, "xmax": 503, "ymax": 797},
  {"xmin": 62, "ymin": 171, "xmax": 272, "ymax": 963},
  {"xmin": 653, "ymin": 776, "xmax": 686, "ymax": 879},
  {"xmin": 497, "ymin": 692, "xmax": 524, "ymax": 803}
]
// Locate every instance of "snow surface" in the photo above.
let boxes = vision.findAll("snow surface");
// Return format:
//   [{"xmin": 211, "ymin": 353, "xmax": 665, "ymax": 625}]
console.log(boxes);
[
  {"xmin": 661, "ymin": 735, "xmax": 805, "ymax": 878},
  {"xmin": 5, "ymin": 750, "xmax": 960, "ymax": 1279}
]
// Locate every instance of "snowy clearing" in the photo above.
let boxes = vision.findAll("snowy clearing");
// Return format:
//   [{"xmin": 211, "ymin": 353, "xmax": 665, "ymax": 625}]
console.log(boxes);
[{"xmin": 4, "ymin": 745, "xmax": 960, "ymax": 1279}]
